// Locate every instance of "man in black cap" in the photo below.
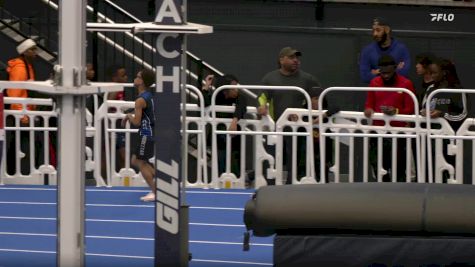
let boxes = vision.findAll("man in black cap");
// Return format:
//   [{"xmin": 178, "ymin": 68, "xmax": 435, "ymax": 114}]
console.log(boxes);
[
  {"xmin": 258, "ymin": 47, "xmax": 321, "ymax": 184},
  {"xmin": 359, "ymin": 17, "xmax": 411, "ymax": 84}
]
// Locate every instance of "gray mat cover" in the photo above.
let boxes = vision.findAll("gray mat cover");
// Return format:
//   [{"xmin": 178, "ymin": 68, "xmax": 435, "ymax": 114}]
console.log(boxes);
[{"xmin": 244, "ymin": 183, "xmax": 475, "ymax": 236}]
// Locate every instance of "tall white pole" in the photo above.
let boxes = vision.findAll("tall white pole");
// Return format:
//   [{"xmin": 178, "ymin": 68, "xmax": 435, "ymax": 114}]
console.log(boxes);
[
  {"xmin": 0, "ymin": 2, "xmax": 126, "ymax": 266},
  {"xmin": 57, "ymin": 0, "xmax": 87, "ymax": 266}
]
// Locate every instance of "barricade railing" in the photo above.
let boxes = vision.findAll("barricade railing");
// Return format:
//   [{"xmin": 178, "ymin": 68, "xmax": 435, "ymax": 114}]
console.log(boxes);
[
  {"xmin": 0, "ymin": 92, "xmax": 3, "ymax": 185},
  {"xmin": 205, "ymin": 104, "xmax": 274, "ymax": 188},
  {"xmin": 1, "ymin": 97, "xmax": 58, "ymax": 185},
  {"xmin": 318, "ymin": 87, "xmax": 472, "ymax": 185},
  {"xmin": 425, "ymin": 88, "xmax": 472, "ymax": 184},
  {"xmin": 98, "ymin": 84, "xmax": 209, "ymax": 187},
  {"xmin": 0, "ymin": 96, "xmax": 102, "ymax": 186},
  {"xmin": 318, "ymin": 87, "xmax": 422, "ymax": 182},
  {"xmin": 85, "ymin": 107, "xmax": 96, "ymax": 171},
  {"xmin": 210, "ymin": 85, "xmax": 313, "ymax": 188},
  {"xmin": 99, "ymin": 97, "xmax": 137, "ymax": 186},
  {"xmin": 2, "ymin": 87, "xmax": 474, "ymax": 187},
  {"xmin": 317, "ymin": 110, "xmax": 454, "ymax": 183},
  {"xmin": 273, "ymin": 108, "xmax": 321, "ymax": 185},
  {"xmin": 456, "ymin": 117, "xmax": 475, "ymax": 185},
  {"xmin": 183, "ymin": 85, "xmax": 208, "ymax": 188}
]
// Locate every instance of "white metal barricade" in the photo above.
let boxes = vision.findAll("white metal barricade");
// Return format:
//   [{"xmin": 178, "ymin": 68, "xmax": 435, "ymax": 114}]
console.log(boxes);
[
  {"xmin": 317, "ymin": 87, "xmax": 472, "ymax": 185},
  {"xmin": 210, "ymin": 85, "xmax": 314, "ymax": 189},
  {"xmin": 2, "ymin": 87, "xmax": 474, "ymax": 188},
  {"xmin": 423, "ymin": 117, "xmax": 456, "ymax": 184},
  {"xmin": 319, "ymin": 87, "xmax": 422, "ymax": 184},
  {"xmin": 100, "ymin": 96, "xmax": 138, "ymax": 187},
  {"xmin": 273, "ymin": 108, "xmax": 320, "ymax": 185},
  {"xmin": 251, "ymin": 111, "xmax": 275, "ymax": 188},
  {"xmin": 205, "ymin": 104, "xmax": 272, "ymax": 188},
  {"xmin": 1, "ymin": 97, "xmax": 58, "ymax": 185},
  {"xmin": 456, "ymin": 117, "xmax": 475, "ymax": 185},
  {"xmin": 317, "ymin": 110, "xmax": 454, "ymax": 183},
  {"xmin": 1, "ymin": 96, "xmax": 103, "ymax": 186},
  {"xmin": 85, "ymin": 104, "xmax": 96, "ymax": 174},
  {"xmin": 183, "ymin": 85, "xmax": 208, "ymax": 188},
  {"xmin": 425, "ymin": 88, "xmax": 473, "ymax": 184},
  {"xmin": 100, "ymin": 84, "xmax": 209, "ymax": 188}
]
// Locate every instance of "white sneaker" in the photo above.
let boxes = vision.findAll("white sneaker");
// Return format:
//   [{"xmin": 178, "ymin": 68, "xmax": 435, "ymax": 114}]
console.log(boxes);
[{"xmin": 140, "ymin": 192, "xmax": 155, "ymax": 202}]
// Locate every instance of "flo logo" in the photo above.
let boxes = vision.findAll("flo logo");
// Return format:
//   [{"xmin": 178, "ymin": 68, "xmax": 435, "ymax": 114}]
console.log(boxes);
[{"xmin": 430, "ymin": 13, "xmax": 455, "ymax": 22}]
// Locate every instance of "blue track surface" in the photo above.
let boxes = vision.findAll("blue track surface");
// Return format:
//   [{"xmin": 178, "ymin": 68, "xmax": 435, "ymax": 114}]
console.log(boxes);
[{"xmin": 0, "ymin": 186, "xmax": 273, "ymax": 267}]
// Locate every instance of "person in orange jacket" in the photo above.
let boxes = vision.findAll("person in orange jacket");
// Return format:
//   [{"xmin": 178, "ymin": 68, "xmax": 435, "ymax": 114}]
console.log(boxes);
[{"xmin": 6, "ymin": 38, "xmax": 37, "ymax": 124}]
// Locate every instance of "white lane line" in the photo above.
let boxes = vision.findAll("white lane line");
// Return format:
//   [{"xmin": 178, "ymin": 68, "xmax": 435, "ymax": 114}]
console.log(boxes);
[
  {"xmin": 87, "ymin": 203, "xmax": 150, "ymax": 208},
  {"xmin": 0, "ymin": 187, "xmax": 254, "ymax": 195},
  {"xmin": 86, "ymin": 218, "xmax": 153, "ymax": 223},
  {"xmin": 0, "ymin": 201, "xmax": 56, "ymax": 205},
  {"xmin": 86, "ymin": 253, "xmax": 153, "ymax": 259},
  {"xmin": 0, "ymin": 249, "xmax": 272, "ymax": 265},
  {"xmin": 190, "ymin": 222, "xmax": 245, "ymax": 228},
  {"xmin": 0, "ymin": 201, "xmax": 245, "ymax": 210},
  {"xmin": 0, "ymin": 232, "xmax": 56, "ymax": 237},
  {"xmin": 0, "ymin": 232, "xmax": 152, "ymax": 241},
  {"xmin": 86, "ymin": 235, "xmax": 153, "ymax": 241},
  {"xmin": 0, "ymin": 216, "xmax": 246, "ymax": 227},
  {"xmin": 0, "ymin": 216, "xmax": 56, "ymax": 221},
  {"xmin": 0, "ymin": 201, "xmax": 152, "ymax": 207},
  {"xmin": 187, "ymin": 191, "xmax": 253, "ymax": 195},
  {"xmin": 87, "ymin": 189, "xmax": 253, "ymax": 195},
  {"xmin": 0, "ymin": 216, "xmax": 153, "ymax": 223},
  {"xmin": 84, "ymin": 204, "xmax": 244, "ymax": 211},
  {"xmin": 190, "ymin": 240, "xmax": 273, "ymax": 247},
  {"xmin": 0, "ymin": 187, "xmax": 149, "ymax": 193},
  {"xmin": 86, "ymin": 220, "xmax": 247, "ymax": 228},
  {"xmin": 86, "ymin": 189, "xmax": 149, "ymax": 193},
  {"xmin": 192, "ymin": 259, "xmax": 273, "ymax": 266},
  {"xmin": 0, "ymin": 249, "xmax": 152, "ymax": 260},
  {"xmin": 0, "ymin": 187, "xmax": 56, "ymax": 191},
  {"xmin": 0, "ymin": 232, "xmax": 273, "ymax": 247},
  {"xmin": 0, "ymin": 248, "xmax": 56, "ymax": 254},
  {"xmin": 191, "ymin": 206, "xmax": 244, "ymax": 211}
]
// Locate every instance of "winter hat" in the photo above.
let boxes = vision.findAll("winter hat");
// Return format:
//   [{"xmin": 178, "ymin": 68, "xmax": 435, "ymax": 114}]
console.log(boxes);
[{"xmin": 16, "ymin": 39, "xmax": 37, "ymax": 55}]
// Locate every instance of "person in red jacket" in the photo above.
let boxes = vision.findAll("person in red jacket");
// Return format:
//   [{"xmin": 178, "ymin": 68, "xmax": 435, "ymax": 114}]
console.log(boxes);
[
  {"xmin": 6, "ymin": 38, "xmax": 37, "ymax": 125},
  {"xmin": 364, "ymin": 55, "xmax": 416, "ymax": 182},
  {"xmin": 364, "ymin": 55, "xmax": 415, "ymax": 125}
]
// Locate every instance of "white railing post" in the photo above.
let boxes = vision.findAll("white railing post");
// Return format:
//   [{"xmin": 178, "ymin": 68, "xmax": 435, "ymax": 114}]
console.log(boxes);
[
  {"xmin": 319, "ymin": 87, "xmax": 421, "ymax": 184},
  {"xmin": 211, "ymin": 85, "xmax": 313, "ymax": 188},
  {"xmin": 425, "ymin": 88, "xmax": 473, "ymax": 184}
]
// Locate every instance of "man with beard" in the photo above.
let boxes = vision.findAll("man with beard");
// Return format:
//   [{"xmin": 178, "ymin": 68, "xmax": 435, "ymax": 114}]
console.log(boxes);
[
  {"xmin": 364, "ymin": 55, "xmax": 415, "ymax": 182},
  {"xmin": 359, "ymin": 17, "xmax": 411, "ymax": 84}
]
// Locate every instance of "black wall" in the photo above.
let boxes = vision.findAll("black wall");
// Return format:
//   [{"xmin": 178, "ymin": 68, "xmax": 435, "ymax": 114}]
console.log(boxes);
[
  {"xmin": 4, "ymin": 0, "xmax": 475, "ymax": 105},
  {"xmin": 0, "ymin": 0, "xmax": 56, "ymax": 80},
  {"xmin": 184, "ymin": 0, "xmax": 475, "ymax": 111}
]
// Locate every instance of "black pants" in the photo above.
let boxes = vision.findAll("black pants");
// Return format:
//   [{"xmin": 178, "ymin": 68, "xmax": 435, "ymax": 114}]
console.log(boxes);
[
  {"xmin": 217, "ymin": 134, "xmax": 241, "ymax": 177},
  {"xmin": 6, "ymin": 116, "xmax": 46, "ymax": 175},
  {"xmin": 369, "ymin": 137, "xmax": 407, "ymax": 182},
  {"xmin": 431, "ymin": 138, "xmax": 456, "ymax": 183},
  {"xmin": 297, "ymin": 132, "xmax": 332, "ymax": 183}
]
